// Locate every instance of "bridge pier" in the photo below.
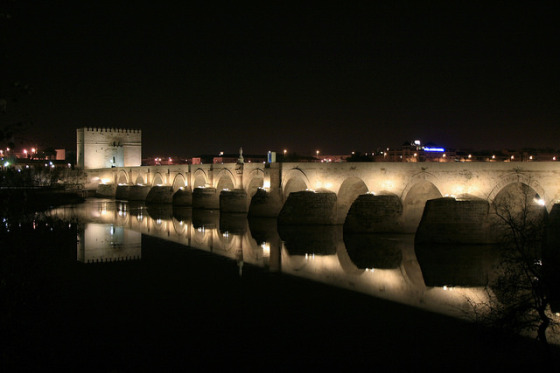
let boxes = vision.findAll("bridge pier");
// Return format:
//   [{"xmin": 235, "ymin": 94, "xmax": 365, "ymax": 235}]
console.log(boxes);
[
  {"xmin": 146, "ymin": 186, "xmax": 174, "ymax": 204},
  {"xmin": 192, "ymin": 187, "xmax": 219, "ymax": 209},
  {"xmin": 173, "ymin": 188, "xmax": 192, "ymax": 206},
  {"xmin": 220, "ymin": 189, "xmax": 249, "ymax": 213},
  {"xmin": 248, "ymin": 188, "xmax": 283, "ymax": 217},
  {"xmin": 278, "ymin": 190, "xmax": 338, "ymax": 225},
  {"xmin": 415, "ymin": 197, "xmax": 497, "ymax": 245},
  {"xmin": 116, "ymin": 185, "xmax": 151, "ymax": 201},
  {"xmin": 96, "ymin": 183, "xmax": 116, "ymax": 198},
  {"xmin": 344, "ymin": 194, "xmax": 404, "ymax": 233}
]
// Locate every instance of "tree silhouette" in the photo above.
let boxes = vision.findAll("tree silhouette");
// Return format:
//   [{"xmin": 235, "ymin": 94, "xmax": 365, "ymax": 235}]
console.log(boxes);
[{"xmin": 466, "ymin": 182, "xmax": 559, "ymax": 351}]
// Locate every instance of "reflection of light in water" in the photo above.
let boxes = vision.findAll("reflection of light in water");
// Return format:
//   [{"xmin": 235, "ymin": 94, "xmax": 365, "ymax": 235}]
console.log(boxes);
[
  {"xmin": 260, "ymin": 242, "xmax": 270, "ymax": 257},
  {"xmin": 54, "ymin": 199, "xmax": 556, "ymax": 340}
]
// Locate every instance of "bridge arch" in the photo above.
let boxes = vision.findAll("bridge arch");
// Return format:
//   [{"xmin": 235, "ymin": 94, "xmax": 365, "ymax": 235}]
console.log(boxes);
[
  {"xmin": 282, "ymin": 168, "xmax": 310, "ymax": 200},
  {"xmin": 402, "ymin": 180, "xmax": 442, "ymax": 232},
  {"xmin": 216, "ymin": 169, "xmax": 236, "ymax": 191},
  {"xmin": 487, "ymin": 173, "xmax": 546, "ymax": 203},
  {"xmin": 246, "ymin": 169, "xmax": 265, "ymax": 197},
  {"xmin": 193, "ymin": 169, "xmax": 208, "ymax": 188},
  {"xmin": 491, "ymin": 181, "xmax": 547, "ymax": 232},
  {"xmin": 171, "ymin": 174, "xmax": 187, "ymax": 192},
  {"xmin": 152, "ymin": 173, "xmax": 165, "ymax": 186},
  {"xmin": 336, "ymin": 177, "xmax": 369, "ymax": 224},
  {"xmin": 117, "ymin": 170, "xmax": 129, "ymax": 185}
]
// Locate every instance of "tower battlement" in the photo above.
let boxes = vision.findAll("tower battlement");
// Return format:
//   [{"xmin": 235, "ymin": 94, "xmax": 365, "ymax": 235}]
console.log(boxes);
[{"xmin": 83, "ymin": 127, "xmax": 142, "ymax": 134}]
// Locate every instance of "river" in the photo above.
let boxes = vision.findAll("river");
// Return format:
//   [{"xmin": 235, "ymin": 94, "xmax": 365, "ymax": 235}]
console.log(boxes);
[{"xmin": 1, "ymin": 198, "xmax": 558, "ymax": 371}]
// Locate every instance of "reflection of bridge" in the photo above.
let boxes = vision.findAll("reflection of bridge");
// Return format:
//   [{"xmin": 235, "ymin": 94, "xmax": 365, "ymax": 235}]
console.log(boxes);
[
  {"xmin": 82, "ymin": 161, "xmax": 560, "ymax": 232},
  {"xmin": 49, "ymin": 200, "xmax": 492, "ymax": 321}
]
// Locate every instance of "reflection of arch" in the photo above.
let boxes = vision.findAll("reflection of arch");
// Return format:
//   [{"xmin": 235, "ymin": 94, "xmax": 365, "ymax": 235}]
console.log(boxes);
[
  {"xmin": 282, "ymin": 169, "xmax": 309, "ymax": 200},
  {"xmin": 216, "ymin": 169, "xmax": 236, "ymax": 191},
  {"xmin": 193, "ymin": 169, "xmax": 208, "ymax": 188},
  {"xmin": 336, "ymin": 177, "xmax": 368, "ymax": 223},
  {"xmin": 192, "ymin": 228, "xmax": 212, "ymax": 248},
  {"xmin": 150, "ymin": 217, "xmax": 166, "ymax": 233},
  {"xmin": 402, "ymin": 180, "xmax": 442, "ymax": 232},
  {"xmin": 336, "ymin": 242, "xmax": 366, "ymax": 275},
  {"xmin": 172, "ymin": 219, "xmax": 188, "ymax": 235},
  {"xmin": 172, "ymin": 174, "xmax": 187, "ymax": 192},
  {"xmin": 117, "ymin": 170, "xmax": 128, "ymax": 185},
  {"xmin": 152, "ymin": 173, "xmax": 164, "ymax": 186}
]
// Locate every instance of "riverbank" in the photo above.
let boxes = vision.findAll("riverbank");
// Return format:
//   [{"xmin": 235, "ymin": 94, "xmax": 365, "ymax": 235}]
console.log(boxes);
[{"xmin": 0, "ymin": 187, "xmax": 85, "ymax": 215}]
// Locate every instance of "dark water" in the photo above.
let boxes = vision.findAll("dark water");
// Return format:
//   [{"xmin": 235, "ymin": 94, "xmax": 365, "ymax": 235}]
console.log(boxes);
[{"xmin": 1, "ymin": 199, "xmax": 558, "ymax": 371}]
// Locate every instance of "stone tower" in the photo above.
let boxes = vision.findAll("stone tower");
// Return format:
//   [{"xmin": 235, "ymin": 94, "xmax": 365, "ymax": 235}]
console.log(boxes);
[{"xmin": 77, "ymin": 127, "xmax": 142, "ymax": 169}]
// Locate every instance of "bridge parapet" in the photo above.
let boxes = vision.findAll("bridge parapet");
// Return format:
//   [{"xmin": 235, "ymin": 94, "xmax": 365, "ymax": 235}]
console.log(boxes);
[{"xmin": 75, "ymin": 161, "xmax": 560, "ymax": 231}]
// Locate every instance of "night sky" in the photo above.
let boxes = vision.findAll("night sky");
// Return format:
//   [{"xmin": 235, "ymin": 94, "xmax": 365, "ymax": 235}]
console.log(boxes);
[{"xmin": 2, "ymin": 1, "xmax": 558, "ymax": 157}]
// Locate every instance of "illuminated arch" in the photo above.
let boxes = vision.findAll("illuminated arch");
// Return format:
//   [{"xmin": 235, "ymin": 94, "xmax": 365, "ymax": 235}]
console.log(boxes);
[
  {"xmin": 282, "ymin": 168, "xmax": 310, "ymax": 200},
  {"xmin": 152, "ymin": 173, "xmax": 165, "ymax": 186},
  {"xmin": 402, "ymin": 180, "xmax": 442, "ymax": 232},
  {"xmin": 134, "ymin": 175, "xmax": 145, "ymax": 185},
  {"xmin": 336, "ymin": 177, "xmax": 369, "ymax": 224},
  {"xmin": 193, "ymin": 169, "xmax": 208, "ymax": 188},
  {"xmin": 117, "ymin": 170, "xmax": 128, "ymax": 185},
  {"xmin": 172, "ymin": 174, "xmax": 187, "ymax": 192},
  {"xmin": 487, "ymin": 173, "xmax": 546, "ymax": 203},
  {"xmin": 492, "ymin": 182, "xmax": 543, "ymax": 214},
  {"xmin": 215, "ymin": 169, "xmax": 235, "ymax": 191},
  {"xmin": 246, "ymin": 169, "xmax": 265, "ymax": 197}
]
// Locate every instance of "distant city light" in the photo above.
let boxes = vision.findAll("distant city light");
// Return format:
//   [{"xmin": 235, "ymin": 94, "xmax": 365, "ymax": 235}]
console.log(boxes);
[{"xmin": 423, "ymin": 147, "xmax": 445, "ymax": 152}]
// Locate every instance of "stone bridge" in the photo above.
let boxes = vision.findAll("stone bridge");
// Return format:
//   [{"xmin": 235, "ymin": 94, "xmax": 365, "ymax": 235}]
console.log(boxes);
[{"xmin": 82, "ymin": 161, "xmax": 560, "ymax": 234}]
